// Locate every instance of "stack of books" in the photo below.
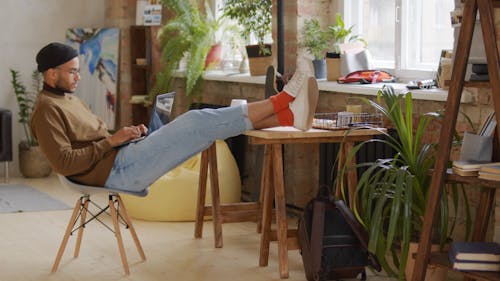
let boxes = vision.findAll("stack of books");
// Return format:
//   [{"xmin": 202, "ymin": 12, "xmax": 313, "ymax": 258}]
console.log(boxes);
[
  {"xmin": 452, "ymin": 161, "xmax": 489, "ymax": 177},
  {"xmin": 478, "ymin": 163, "xmax": 500, "ymax": 181},
  {"xmin": 448, "ymin": 242, "xmax": 500, "ymax": 271}
]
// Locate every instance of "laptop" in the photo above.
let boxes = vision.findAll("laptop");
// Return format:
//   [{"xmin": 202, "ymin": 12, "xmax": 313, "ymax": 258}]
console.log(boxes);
[
  {"xmin": 155, "ymin": 92, "xmax": 176, "ymax": 117},
  {"xmin": 149, "ymin": 92, "xmax": 175, "ymax": 131},
  {"xmin": 115, "ymin": 92, "xmax": 176, "ymax": 147}
]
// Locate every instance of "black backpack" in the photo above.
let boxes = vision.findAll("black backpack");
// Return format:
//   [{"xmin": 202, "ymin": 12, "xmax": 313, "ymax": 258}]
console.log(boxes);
[{"xmin": 298, "ymin": 196, "xmax": 381, "ymax": 281}]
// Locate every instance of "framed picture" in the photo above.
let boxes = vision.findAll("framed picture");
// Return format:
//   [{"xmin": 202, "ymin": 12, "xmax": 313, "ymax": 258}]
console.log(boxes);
[
  {"xmin": 66, "ymin": 28, "xmax": 119, "ymax": 129},
  {"xmin": 143, "ymin": 4, "xmax": 162, "ymax": 26}
]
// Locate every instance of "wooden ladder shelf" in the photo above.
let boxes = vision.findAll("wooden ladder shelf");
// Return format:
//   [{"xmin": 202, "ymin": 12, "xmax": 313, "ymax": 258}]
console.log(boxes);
[{"xmin": 412, "ymin": 0, "xmax": 500, "ymax": 280}]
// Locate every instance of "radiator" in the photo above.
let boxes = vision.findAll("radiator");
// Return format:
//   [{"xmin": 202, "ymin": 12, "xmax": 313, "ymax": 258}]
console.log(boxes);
[{"xmin": 319, "ymin": 128, "xmax": 398, "ymax": 188}]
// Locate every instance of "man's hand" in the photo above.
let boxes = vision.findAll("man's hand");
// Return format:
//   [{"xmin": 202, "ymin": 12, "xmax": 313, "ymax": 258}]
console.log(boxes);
[{"xmin": 107, "ymin": 124, "xmax": 148, "ymax": 147}]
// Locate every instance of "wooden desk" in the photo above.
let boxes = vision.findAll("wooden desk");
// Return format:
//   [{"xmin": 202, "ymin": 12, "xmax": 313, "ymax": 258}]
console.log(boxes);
[{"xmin": 245, "ymin": 127, "xmax": 383, "ymax": 279}]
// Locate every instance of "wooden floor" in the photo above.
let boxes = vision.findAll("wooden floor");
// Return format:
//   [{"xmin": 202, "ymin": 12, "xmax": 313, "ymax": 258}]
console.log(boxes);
[{"xmin": 0, "ymin": 175, "xmax": 394, "ymax": 281}]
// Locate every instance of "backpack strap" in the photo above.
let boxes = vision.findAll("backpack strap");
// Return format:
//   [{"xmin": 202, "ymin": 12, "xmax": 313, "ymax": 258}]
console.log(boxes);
[
  {"xmin": 310, "ymin": 199, "xmax": 326, "ymax": 276},
  {"xmin": 334, "ymin": 200, "xmax": 382, "ymax": 272}
]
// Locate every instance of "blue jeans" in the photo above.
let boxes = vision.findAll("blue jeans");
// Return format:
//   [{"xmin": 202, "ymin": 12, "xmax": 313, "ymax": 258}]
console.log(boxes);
[{"xmin": 104, "ymin": 105, "xmax": 253, "ymax": 192}]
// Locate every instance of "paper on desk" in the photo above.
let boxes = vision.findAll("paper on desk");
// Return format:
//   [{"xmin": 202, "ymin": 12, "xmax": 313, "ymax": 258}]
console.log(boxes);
[{"xmin": 261, "ymin": 126, "xmax": 325, "ymax": 132}]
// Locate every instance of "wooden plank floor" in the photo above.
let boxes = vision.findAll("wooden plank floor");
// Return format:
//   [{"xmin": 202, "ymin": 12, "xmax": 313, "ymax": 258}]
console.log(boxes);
[{"xmin": 0, "ymin": 175, "xmax": 394, "ymax": 281}]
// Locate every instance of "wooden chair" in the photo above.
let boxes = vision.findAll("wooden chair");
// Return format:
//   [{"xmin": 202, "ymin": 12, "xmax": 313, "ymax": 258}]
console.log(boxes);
[{"xmin": 52, "ymin": 175, "xmax": 147, "ymax": 275}]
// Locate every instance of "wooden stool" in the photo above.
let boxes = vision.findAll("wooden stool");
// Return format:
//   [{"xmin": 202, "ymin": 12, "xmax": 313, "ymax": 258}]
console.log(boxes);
[{"xmin": 194, "ymin": 142, "xmax": 262, "ymax": 248}]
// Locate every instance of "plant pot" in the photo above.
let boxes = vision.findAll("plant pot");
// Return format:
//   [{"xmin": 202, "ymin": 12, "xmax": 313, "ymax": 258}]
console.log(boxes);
[
  {"xmin": 326, "ymin": 52, "xmax": 341, "ymax": 81},
  {"xmin": 18, "ymin": 142, "xmax": 52, "ymax": 178},
  {"xmin": 205, "ymin": 43, "xmax": 222, "ymax": 69},
  {"xmin": 312, "ymin": 59, "xmax": 327, "ymax": 80},
  {"xmin": 246, "ymin": 44, "xmax": 272, "ymax": 76},
  {"xmin": 406, "ymin": 242, "xmax": 448, "ymax": 281}
]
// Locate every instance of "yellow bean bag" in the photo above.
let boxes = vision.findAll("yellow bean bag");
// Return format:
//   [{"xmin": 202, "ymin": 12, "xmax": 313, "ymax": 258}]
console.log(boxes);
[{"xmin": 121, "ymin": 140, "xmax": 241, "ymax": 221}]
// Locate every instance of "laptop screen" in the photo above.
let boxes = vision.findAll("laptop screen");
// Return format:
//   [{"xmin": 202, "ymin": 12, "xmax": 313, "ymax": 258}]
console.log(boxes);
[
  {"xmin": 155, "ymin": 92, "xmax": 175, "ymax": 117},
  {"xmin": 147, "ymin": 92, "xmax": 176, "ymax": 132}
]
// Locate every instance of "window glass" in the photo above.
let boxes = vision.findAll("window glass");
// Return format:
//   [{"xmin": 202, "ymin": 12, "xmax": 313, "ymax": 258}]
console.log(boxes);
[
  {"xmin": 345, "ymin": 0, "xmax": 454, "ymax": 78},
  {"xmin": 406, "ymin": 0, "xmax": 454, "ymax": 69},
  {"xmin": 360, "ymin": 0, "xmax": 395, "ymax": 68}
]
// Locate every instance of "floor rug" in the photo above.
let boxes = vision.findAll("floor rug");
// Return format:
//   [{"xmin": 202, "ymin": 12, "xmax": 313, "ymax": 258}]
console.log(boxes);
[{"xmin": 0, "ymin": 184, "xmax": 71, "ymax": 213}]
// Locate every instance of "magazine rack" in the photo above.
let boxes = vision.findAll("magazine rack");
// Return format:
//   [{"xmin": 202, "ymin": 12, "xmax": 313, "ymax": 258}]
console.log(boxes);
[{"xmin": 412, "ymin": 0, "xmax": 500, "ymax": 281}]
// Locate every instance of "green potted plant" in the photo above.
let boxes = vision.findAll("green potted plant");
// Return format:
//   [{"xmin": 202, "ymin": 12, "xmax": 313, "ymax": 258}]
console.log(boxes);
[
  {"xmin": 152, "ymin": 0, "xmax": 221, "ymax": 101},
  {"xmin": 299, "ymin": 18, "xmax": 330, "ymax": 79},
  {"xmin": 325, "ymin": 14, "xmax": 367, "ymax": 81},
  {"xmin": 222, "ymin": 0, "xmax": 272, "ymax": 76},
  {"xmin": 10, "ymin": 69, "xmax": 52, "ymax": 178},
  {"xmin": 337, "ymin": 86, "xmax": 470, "ymax": 280}
]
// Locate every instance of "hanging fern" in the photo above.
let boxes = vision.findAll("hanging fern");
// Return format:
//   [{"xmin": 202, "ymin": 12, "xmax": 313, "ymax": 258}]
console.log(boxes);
[{"xmin": 151, "ymin": 0, "xmax": 219, "ymax": 100}]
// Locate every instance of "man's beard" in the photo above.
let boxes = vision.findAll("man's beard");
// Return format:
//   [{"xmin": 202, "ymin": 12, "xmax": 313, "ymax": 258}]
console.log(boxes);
[{"xmin": 55, "ymin": 81, "xmax": 74, "ymax": 93}]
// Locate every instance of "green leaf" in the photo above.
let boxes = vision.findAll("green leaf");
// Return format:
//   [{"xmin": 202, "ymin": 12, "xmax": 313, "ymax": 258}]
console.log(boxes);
[
  {"xmin": 10, "ymin": 68, "xmax": 39, "ymax": 146},
  {"xmin": 337, "ymin": 85, "xmax": 471, "ymax": 278}
]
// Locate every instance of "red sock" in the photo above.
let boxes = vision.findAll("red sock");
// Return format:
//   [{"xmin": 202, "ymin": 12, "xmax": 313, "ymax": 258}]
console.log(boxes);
[
  {"xmin": 270, "ymin": 91, "xmax": 295, "ymax": 113},
  {"xmin": 277, "ymin": 108, "xmax": 294, "ymax": 126}
]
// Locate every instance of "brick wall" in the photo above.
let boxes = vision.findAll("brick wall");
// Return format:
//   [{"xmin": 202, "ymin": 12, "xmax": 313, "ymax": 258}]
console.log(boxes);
[{"xmin": 107, "ymin": 0, "xmax": 499, "ymax": 242}]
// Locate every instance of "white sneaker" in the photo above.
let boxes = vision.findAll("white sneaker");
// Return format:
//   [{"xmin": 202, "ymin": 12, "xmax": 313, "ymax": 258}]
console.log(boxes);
[
  {"xmin": 289, "ymin": 77, "xmax": 319, "ymax": 131},
  {"xmin": 283, "ymin": 71, "xmax": 307, "ymax": 97},
  {"xmin": 296, "ymin": 54, "xmax": 315, "ymax": 75}
]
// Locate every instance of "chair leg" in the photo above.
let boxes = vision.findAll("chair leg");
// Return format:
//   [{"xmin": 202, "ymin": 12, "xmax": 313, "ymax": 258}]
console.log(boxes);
[
  {"xmin": 74, "ymin": 197, "xmax": 90, "ymax": 258},
  {"xmin": 52, "ymin": 197, "xmax": 83, "ymax": 273},
  {"xmin": 109, "ymin": 195, "xmax": 130, "ymax": 275},
  {"xmin": 116, "ymin": 195, "xmax": 146, "ymax": 261}
]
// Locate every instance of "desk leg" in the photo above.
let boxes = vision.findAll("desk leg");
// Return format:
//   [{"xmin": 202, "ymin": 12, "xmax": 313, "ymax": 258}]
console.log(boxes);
[
  {"xmin": 272, "ymin": 144, "xmax": 289, "ymax": 279},
  {"xmin": 259, "ymin": 145, "xmax": 274, "ymax": 267},
  {"xmin": 335, "ymin": 142, "xmax": 358, "ymax": 208},
  {"xmin": 257, "ymin": 145, "xmax": 271, "ymax": 234},
  {"xmin": 208, "ymin": 144, "xmax": 223, "ymax": 248},
  {"xmin": 194, "ymin": 148, "xmax": 209, "ymax": 239},
  {"xmin": 335, "ymin": 143, "xmax": 345, "ymax": 199},
  {"xmin": 344, "ymin": 142, "xmax": 358, "ymax": 209}
]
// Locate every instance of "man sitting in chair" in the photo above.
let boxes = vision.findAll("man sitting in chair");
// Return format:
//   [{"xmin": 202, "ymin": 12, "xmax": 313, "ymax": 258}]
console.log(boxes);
[{"xmin": 30, "ymin": 42, "xmax": 319, "ymax": 192}]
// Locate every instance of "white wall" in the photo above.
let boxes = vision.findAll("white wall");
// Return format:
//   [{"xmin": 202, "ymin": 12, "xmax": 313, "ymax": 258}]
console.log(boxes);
[{"xmin": 0, "ymin": 0, "xmax": 106, "ymax": 177}]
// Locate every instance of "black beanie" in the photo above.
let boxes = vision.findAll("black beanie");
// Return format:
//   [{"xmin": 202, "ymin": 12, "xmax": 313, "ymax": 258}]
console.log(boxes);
[{"xmin": 36, "ymin": 42, "xmax": 78, "ymax": 72}]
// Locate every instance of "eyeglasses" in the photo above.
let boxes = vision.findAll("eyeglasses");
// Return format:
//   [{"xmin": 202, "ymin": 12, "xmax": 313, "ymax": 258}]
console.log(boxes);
[{"xmin": 56, "ymin": 67, "xmax": 80, "ymax": 76}]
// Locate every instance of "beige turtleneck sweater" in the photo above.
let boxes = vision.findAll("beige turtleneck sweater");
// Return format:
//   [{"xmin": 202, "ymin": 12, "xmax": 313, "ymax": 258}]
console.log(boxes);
[{"xmin": 30, "ymin": 90, "xmax": 118, "ymax": 186}]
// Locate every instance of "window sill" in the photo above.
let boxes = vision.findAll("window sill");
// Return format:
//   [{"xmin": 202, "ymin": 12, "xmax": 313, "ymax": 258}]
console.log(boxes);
[{"xmin": 177, "ymin": 71, "xmax": 473, "ymax": 103}]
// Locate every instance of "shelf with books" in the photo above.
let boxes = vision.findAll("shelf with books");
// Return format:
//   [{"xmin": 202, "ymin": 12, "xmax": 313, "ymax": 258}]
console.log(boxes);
[
  {"xmin": 449, "ymin": 242, "xmax": 500, "ymax": 272},
  {"xmin": 446, "ymin": 169, "xmax": 500, "ymax": 189},
  {"xmin": 479, "ymin": 164, "xmax": 500, "ymax": 181},
  {"xmin": 429, "ymin": 252, "xmax": 500, "ymax": 281},
  {"xmin": 412, "ymin": 1, "xmax": 500, "ymax": 281},
  {"xmin": 130, "ymin": 25, "xmax": 161, "ymax": 125}
]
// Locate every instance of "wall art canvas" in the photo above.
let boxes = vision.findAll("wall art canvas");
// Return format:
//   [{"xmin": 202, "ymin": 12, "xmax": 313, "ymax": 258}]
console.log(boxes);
[{"xmin": 66, "ymin": 28, "xmax": 119, "ymax": 129}]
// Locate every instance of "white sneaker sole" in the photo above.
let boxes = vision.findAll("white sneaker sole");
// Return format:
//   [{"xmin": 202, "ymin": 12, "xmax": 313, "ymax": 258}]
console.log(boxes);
[{"xmin": 293, "ymin": 77, "xmax": 319, "ymax": 131}]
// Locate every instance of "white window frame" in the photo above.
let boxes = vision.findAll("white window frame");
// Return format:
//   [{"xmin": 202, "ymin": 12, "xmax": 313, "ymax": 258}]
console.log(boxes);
[{"xmin": 342, "ymin": 0, "xmax": 453, "ymax": 82}]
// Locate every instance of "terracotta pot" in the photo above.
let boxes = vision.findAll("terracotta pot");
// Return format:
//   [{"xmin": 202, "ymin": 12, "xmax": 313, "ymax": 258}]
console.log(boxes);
[
  {"xmin": 205, "ymin": 44, "xmax": 222, "ymax": 69},
  {"xmin": 18, "ymin": 143, "xmax": 52, "ymax": 178},
  {"xmin": 245, "ymin": 44, "xmax": 272, "ymax": 76}
]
